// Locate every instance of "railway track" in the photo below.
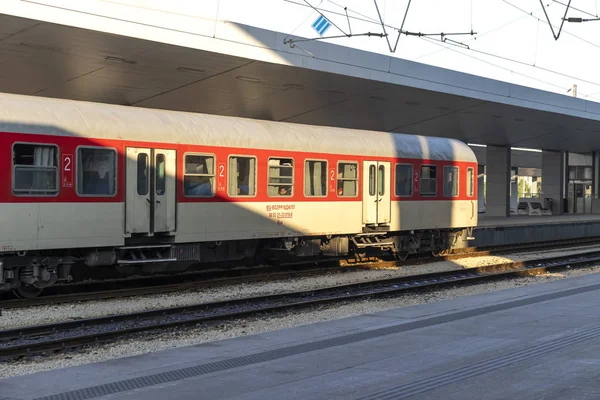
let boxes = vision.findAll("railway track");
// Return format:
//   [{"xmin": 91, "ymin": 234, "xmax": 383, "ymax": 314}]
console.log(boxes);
[
  {"xmin": 2, "ymin": 249, "xmax": 600, "ymax": 360},
  {"xmin": 2, "ymin": 236, "xmax": 600, "ymax": 309}
]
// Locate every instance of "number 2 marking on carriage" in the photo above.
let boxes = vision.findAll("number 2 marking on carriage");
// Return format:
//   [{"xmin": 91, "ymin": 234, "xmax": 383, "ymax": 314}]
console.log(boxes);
[
  {"xmin": 62, "ymin": 154, "xmax": 73, "ymax": 188},
  {"xmin": 329, "ymin": 168, "xmax": 336, "ymax": 193},
  {"xmin": 217, "ymin": 162, "xmax": 226, "ymax": 192}
]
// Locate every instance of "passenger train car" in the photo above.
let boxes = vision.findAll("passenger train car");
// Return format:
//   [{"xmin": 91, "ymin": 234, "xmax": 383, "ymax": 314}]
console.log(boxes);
[{"xmin": 0, "ymin": 92, "xmax": 478, "ymax": 297}]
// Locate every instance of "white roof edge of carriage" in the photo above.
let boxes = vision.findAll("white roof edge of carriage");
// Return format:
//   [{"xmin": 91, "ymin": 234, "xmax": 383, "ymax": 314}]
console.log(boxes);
[
  {"xmin": 1, "ymin": 2, "xmax": 598, "ymax": 121},
  {"xmin": 0, "ymin": 92, "xmax": 477, "ymax": 163}
]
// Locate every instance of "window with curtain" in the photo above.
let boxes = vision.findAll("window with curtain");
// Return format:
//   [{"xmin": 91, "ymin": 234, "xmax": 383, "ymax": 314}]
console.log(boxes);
[
  {"xmin": 229, "ymin": 156, "xmax": 256, "ymax": 196},
  {"xmin": 337, "ymin": 162, "xmax": 358, "ymax": 197},
  {"xmin": 77, "ymin": 147, "xmax": 117, "ymax": 196},
  {"xmin": 395, "ymin": 164, "xmax": 413, "ymax": 197},
  {"xmin": 268, "ymin": 157, "xmax": 293, "ymax": 197},
  {"xmin": 184, "ymin": 154, "xmax": 215, "ymax": 197},
  {"xmin": 13, "ymin": 143, "xmax": 59, "ymax": 195},
  {"xmin": 304, "ymin": 160, "xmax": 327, "ymax": 197},
  {"xmin": 420, "ymin": 165, "xmax": 437, "ymax": 196}
]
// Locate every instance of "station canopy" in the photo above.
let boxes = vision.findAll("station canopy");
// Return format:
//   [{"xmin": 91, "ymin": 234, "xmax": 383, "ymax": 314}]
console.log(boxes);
[{"xmin": 1, "ymin": 2, "xmax": 600, "ymax": 154}]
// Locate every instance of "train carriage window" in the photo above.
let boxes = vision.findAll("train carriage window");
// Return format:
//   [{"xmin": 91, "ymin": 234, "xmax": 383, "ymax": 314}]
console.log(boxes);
[
  {"xmin": 156, "ymin": 154, "xmax": 166, "ymax": 195},
  {"xmin": 229, "ymin": 156, "xmax": 256, "ymax": 196},
  {"xmin": 268, "ymin": 157, "xmax": 294, "ymax": 197},
  {"xmin": 304, "ymin": 160, "xmax": 327, "ymax": 197},
  {"xmin": 443, "ymin": 166, "xmax": 459, "ymax": 198},
  {"xmin": 137, "ymin": 154, "xmax": 148, "ymax": 196},
  {"xmin": 337, "ymin": 162, "xmax": 358, "ymax": 197},
  {"xmin": 184, "ymin": 154, "xmax": 215, "ymax": 197},
  {"xmin": 420, "ymin": 165, "xmax": 437, "ymax": 197},
  {"xmin": 13, "ymin": 143, "xmax": 59, "ymax": 195},
  {"xmin": 467, "ymin": 167, "xmax": 474, "ymax": 197},
  {"xmin": 395, "ymin": 164, "xmax": 413, "ymax": 197},
  {"xmin": 368, "ymin": 165, "xmax": 376, "ymax": 196},
  {"xmin": 378, "ymin": 165, "xmax": 385, "ymax": 196},
  {"xmin": 77, "ymin": 147, "xmax": 117, "ymax": 196}
]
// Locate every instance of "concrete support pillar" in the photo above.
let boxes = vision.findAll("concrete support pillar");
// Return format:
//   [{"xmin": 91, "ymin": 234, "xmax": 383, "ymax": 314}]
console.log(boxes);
[
  {"xmin": 478, "ymin": 165, "xmax": 485, "ymax": 212},
  {"xmin": 541, "ymin": 150, "xmax": 564, "ymax": 215},
  {"xmin": 593, "ymin": 151, "xmax": 599, "ymax": 197},
  {"xmin": 510, "ymin": 167, "xmax": 518, "ymax": 209},
  {"xmin": 485, "ymin": 145, "xmax": 511, "ymax": 217}
]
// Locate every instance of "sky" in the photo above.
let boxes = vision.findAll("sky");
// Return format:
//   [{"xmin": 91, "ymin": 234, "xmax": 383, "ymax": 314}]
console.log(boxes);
[{"xmin": 196, "ymin": 0, "xmax": 600, "ymax": 103}]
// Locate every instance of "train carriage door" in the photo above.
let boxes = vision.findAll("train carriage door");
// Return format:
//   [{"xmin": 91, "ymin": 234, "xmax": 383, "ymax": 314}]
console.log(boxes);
[
  {"xmin": 154, "ymin": 149, "xmax": 176, "ymax": 234},
  {"xmin": 377, "ymin": 161, "xmax": 391, "ymax": 224},
  {"xmin": 126, "ymin": 147, "xmax": 176, "ymax": 235},
  {"xmin": 362, "ymin": 161, "xmax": 391, "ymax": 227},
  {"xmin": 126, "ymin": 147, "xmax": 152, "ymax": 235}
]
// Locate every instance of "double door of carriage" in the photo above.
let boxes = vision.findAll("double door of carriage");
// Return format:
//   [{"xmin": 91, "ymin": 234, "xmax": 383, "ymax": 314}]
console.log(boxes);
[
  {"xmin": 362, "ymin": 161, "xmax": 391, "ymax": 227},
  {"xmin": 125, "ymin": 147, "xmax": 176, "ymax": 235}
]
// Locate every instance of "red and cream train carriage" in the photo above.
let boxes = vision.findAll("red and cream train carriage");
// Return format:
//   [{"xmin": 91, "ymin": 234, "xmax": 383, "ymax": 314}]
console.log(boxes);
[{"xmin": 0, "ymin": 93, "xmax": 478, "ymax": 297}]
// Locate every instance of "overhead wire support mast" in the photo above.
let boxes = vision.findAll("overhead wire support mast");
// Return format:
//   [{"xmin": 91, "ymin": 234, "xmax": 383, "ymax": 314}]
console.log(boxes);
[
  {"xmin": 374, "ymin": 0, "xmax": 411, "ymax": 53},
  {"xmin": 539, "ymin": 0, "xmax": 572, "ymax": 40}
]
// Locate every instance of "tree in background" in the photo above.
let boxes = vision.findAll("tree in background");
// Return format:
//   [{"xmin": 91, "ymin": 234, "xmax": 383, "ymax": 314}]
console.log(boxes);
[{"xmin": 518, "ymin": 177, "xmax": 531, "ymax": 198}]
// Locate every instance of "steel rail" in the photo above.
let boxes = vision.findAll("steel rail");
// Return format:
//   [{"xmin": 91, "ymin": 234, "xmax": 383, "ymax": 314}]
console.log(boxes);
[
  {"xmin": 2, "ymin": 250, "xmax": 600, "ymax": 360},
  {"xmin": 3, "ymin": 237, "xmax": 600, "ymax": 309}
]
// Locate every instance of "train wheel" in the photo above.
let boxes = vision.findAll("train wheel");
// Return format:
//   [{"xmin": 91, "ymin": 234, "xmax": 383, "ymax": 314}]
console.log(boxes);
[{"xmin": 13, "ymin": 285, "xmax": 43, "ymax": 299}]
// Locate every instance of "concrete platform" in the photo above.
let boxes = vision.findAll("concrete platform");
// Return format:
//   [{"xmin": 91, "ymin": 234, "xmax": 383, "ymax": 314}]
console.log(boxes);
[
  {"xmin": 4, "ymin": 273, "xmax": 600, "ymax": 399},
  {"xmin": 477, "ymin": 213, "xmax": 600, "ymax": 227},
  {"xmin": 471, "ymin": 213, "xmax": 600, "ymax": 247}
]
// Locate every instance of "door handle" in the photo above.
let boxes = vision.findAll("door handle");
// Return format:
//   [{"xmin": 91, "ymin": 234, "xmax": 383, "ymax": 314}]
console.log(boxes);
[
  {"xmin": 146, "ymin": 198, "xmax": 151, "ymax": 204},
  {"xmin": 156, "ymin": 200, "xmax": 161, "ymax": 204}
]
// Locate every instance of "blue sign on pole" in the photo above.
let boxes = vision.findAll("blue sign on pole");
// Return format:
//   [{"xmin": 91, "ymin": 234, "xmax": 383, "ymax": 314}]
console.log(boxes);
[{"xmin": 311, "ymin": 15, "xmax": 331, "ymax": 36}]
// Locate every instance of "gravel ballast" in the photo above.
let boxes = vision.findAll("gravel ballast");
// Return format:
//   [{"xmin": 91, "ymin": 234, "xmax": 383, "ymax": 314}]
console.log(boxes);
[
  {"xmin": 3, "ymin": 245, "xmax": 600, "ymax": 330},
  {"xmin": 1, "ymin": 258, "xmax": 600, "ymax": 379}
]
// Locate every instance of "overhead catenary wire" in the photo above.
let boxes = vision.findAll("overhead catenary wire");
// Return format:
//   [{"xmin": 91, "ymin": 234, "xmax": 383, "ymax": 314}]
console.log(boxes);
[
  {"xmin": 325, "ymin": 0, "xmax": 382, "ymax": 24},
  {"xmin": 439, "ymin": 39, "xmax": 600, "ymax": 93},
  {"xmin": 501, "ymin": 0, "xmax": 600, "ymax": 50},
  {"xmin": 419, "ymin": 35, "xmax": 600, "ymax": 101},
  {"xmin": 551, "ymin": 0, "xmax": 597, "ymax": 18},
  {"xmin": 471, "ymin": 0, "xmax": 473, "ymax": 31},
  {"xmin": 284, "ymin": 0, "xmax": 324, "ymax": 42},
  {"xmin": 410, "ymin": 3, "xmax": 600, "ymax": 91},
  {"xmin": 302, "ymin": 0, "xmax": 349, "ymax": 36},
  {"xmin": 534, "ymin": 18, "xmax": 539, "ymax": 66},
  {"xmin": 415, "ymin": 10, "xmax": 538, "ymax": 61},
  {"xmin": 281, "ymin": 0, "xmax": 600, "ymax": 100},
  {"xmin": 284, "ymin": 0, "xmax": 474, "ymax": 52},
  {"xmin": 282, "ymin": 0, "xmax": 389, "ymax": 49},
  {"xmin": 420, "ymin": 36, "xmax": 579, "ymax": 93}
]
